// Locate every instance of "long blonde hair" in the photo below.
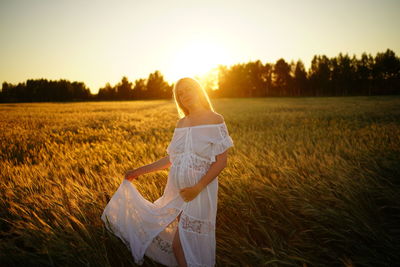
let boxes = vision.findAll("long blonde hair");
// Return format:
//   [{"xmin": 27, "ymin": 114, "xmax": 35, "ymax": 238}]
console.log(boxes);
[{"xmin": 172, "ymin": 77, "xmax": 214, "ymax": 118}]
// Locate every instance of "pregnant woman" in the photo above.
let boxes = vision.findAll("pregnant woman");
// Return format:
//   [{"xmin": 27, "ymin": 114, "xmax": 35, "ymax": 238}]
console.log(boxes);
[{"xmin": 101, "ymin": 77, "xmax": 234, "ymax": 266}]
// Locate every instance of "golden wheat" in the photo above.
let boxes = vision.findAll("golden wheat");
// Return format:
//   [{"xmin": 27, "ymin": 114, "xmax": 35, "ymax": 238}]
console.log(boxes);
[{"xmin": 0, "ymin": 96, "xmax": 399, "ymax": 266}]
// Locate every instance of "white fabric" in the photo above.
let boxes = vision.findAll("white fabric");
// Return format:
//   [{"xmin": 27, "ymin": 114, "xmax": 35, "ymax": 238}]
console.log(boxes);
[{"xmin": 101, "ymin": 122, "xmax": 234, "ymax": 266}]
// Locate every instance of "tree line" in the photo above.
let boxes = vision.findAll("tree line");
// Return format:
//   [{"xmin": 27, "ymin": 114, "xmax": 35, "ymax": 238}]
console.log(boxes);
[
  {"xmin": 215, "ymin": 49, "xmax": 399, "ymax": 97},
  {"xmin": 1, "ymin": 49, "xmax": 399, "ymax": 102},
  {"xmin": 1, "ymin": 79, "xmax": 92, "ymax": 102}
]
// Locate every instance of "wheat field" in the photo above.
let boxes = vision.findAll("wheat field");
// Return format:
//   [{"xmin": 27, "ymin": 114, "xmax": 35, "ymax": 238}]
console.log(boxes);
[{"xmin": 1, "ymin": 96, "xmax": 399, "ymax": 266}]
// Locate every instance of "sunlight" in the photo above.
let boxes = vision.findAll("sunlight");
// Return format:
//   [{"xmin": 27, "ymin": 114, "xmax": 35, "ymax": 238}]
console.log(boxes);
[{"xmin": 166, "ymin": 39, "xmax": 231, "ymax": 83}]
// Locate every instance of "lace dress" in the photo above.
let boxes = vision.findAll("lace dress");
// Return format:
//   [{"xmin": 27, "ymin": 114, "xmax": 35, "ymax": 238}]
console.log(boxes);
[{"xmin": 101, "ymin": 122, "xmax": 234, "ymax": 267}]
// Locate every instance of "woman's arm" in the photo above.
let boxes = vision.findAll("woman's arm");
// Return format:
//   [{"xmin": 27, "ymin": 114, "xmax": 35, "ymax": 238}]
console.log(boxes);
[
  {"xmin": 125, "ymin": 155, "xmax": 171, "ymax": 181},
  {"xmin": 179, "ymin": 151, "xmax": 228, "ymax": 201},
  {"xmin": 196, "ymin": 151, "xmax": 227, "ymax": 190},
  {"xmin": 138, "ymin": 155, "xmax": 172, "ymax": 175}
]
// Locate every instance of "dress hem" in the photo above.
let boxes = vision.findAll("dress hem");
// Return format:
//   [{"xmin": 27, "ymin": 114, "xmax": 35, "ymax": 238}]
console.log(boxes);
[{"xmin": 139, "ymin": 203, "xmax": 188, "ymax": 266}]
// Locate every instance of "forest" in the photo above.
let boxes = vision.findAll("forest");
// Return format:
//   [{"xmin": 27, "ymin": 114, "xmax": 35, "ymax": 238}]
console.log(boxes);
[{"xmin": 1, "ymin": 49, "xmax": 399, "ymax": 102}]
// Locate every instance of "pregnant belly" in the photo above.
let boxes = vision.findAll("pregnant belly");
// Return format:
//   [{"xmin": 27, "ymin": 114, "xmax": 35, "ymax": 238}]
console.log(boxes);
[{"xmin": 170, "ymin": 164, "xmax": 205, "ymax": 190}]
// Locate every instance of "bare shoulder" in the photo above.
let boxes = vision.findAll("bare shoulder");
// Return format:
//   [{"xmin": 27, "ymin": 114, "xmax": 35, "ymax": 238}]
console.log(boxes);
[
  {"xmin": 208, "ymin": 111, "xmax": 225, "ymax": 124},
  {"xmin": 175, "ymin": 118, "xmax": 186, "ymax": 128},
  {"xmin": 175, "ymin": 111, "xmax": 224, "ymax": 128}
]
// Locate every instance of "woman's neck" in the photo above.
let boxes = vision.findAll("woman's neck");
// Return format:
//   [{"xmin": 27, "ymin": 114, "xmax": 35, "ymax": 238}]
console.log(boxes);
[{"xmin": 187, "ymin": 105, "xmax": 208, "ymax": 117}]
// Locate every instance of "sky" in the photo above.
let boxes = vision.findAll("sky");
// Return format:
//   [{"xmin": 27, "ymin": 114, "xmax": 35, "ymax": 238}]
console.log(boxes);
[{"xmin": 1, "ymin": 0, "xmax": 399, "ymax": 94}]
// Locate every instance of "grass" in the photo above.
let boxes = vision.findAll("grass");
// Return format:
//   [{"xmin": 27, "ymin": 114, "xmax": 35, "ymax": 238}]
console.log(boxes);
[{"xmin": 0, "ymin": 96, "xmax": 399, "ymax": 266}]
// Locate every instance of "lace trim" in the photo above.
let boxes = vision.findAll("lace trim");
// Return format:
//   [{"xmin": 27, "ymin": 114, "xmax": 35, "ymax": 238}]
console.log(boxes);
[
  {"xmin": 170, "ymin": 151, "xmax": 209, "ymax": 161},
  {"xmin": 218, "ymin": 124, "xmax": 229, "ymax": 139},
  {"xmin": 180, "ymin": 213, "xmax": 214, "ymax": 235},
  {"xmin": 187, "ymin": 154, "xmax": 211, "ymax": 174},
  {"xmin": 169, "ymin": 152, "xmax": 212, "ymax": 171},
  {"xmin": 151, "ymin": 235, "xmax": 174, "ymax": 254},
  {"xmin": 167, "ymin": 123, "xmax": 233, "ymax": 164},
  {"xmin": 210, "ymin": 135, "xmax": 234, "ymax": 163}
]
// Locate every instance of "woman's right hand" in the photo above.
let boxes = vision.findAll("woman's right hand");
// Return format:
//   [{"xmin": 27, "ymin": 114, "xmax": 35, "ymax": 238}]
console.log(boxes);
[{"xmin": 124, "ymin": 168, "xmax": 141, "ymax": 182}]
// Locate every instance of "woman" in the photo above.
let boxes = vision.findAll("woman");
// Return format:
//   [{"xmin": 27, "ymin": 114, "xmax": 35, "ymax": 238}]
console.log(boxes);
[{"xmin": 101, "ymin": 77, "xmax": 234, "ymax": 267}]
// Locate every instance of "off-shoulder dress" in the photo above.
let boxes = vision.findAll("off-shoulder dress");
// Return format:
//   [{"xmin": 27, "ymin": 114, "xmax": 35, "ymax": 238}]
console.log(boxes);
[{"xmin": 101, "ymin": 122, "xmax": 234, "ymax": 267}]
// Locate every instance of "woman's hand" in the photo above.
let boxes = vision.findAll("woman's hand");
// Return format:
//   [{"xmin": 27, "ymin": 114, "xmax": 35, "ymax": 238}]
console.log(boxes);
[
  {"xmin": 125, "ymin": 168, "xmax": 141, "ymax": 182},
  {"xmin": 180, "ymin": 184, "xmax": 203, "ymax": 202}
]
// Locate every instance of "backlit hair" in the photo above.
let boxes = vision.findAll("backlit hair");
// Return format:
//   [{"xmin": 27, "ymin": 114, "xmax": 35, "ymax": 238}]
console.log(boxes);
[{"xmin": 172, "ymin": 77, "xmax": 214, "ymax": 118}]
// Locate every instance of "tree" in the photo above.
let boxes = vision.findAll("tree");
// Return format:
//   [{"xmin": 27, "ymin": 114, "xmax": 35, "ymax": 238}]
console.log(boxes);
[
  {"xmin": 115, "ymin": 76, "xmax": 133, "ymax": 100},
  {"xmin": 246, "ymin": 60, "xmax": 265, "ymax": 97},
  {"xmin": 309, "ymin": 55, "xmax": 330, "ymax": 96},
  {"xmin": 373, "ymin": 49, "xmax": 400, "ymax": 95},
  {"xmin": 132, "ymin": 78, "xmax": 147, "ymax": 99},
  {"xmin": 273, "ymin": 58, "xmax": 291, "ymax": 96},
  {"xmin": 98, "ymin": 82, "xmax": 116, "ymax": 100},
  {"xmin": 146, "ymin": 70, "xmax": 171, "ymax": 99},
  {"xmin": 293, "ymin": 60, "xmax": 308, "ymax": 96},
  {"xmin": 356, "ymin": 53, "xmax": 374, "ymax": 95}
]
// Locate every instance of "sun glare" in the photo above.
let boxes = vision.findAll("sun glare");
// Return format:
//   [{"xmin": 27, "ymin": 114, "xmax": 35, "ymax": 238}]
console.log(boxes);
[{"xmin": 166, "ymin": 40, "xmax": 231, "ymax": 83}]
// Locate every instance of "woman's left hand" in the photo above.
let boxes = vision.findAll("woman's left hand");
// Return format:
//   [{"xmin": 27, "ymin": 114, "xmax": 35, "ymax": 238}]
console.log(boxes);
[{"xmin": 180, "ymin": 184, "xmax": 203, "ymax": 202}]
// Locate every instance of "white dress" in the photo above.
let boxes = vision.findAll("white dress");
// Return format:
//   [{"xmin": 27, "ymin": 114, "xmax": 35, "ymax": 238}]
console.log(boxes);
[{"xmin": 101, "ymin": 122, "xmax": 234, "ymax": 267}]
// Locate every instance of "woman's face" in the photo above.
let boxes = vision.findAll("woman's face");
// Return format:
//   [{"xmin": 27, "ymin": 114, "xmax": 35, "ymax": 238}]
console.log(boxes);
[{"xmin": 177, "ymin": 85, "xmax": 199, "ymax": 108}]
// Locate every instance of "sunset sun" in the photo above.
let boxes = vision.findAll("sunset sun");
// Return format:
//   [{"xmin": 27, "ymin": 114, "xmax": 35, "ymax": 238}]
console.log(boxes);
[{"xmin": 166, "ymin": 40, "xmax": 231, "ymax": 82}]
